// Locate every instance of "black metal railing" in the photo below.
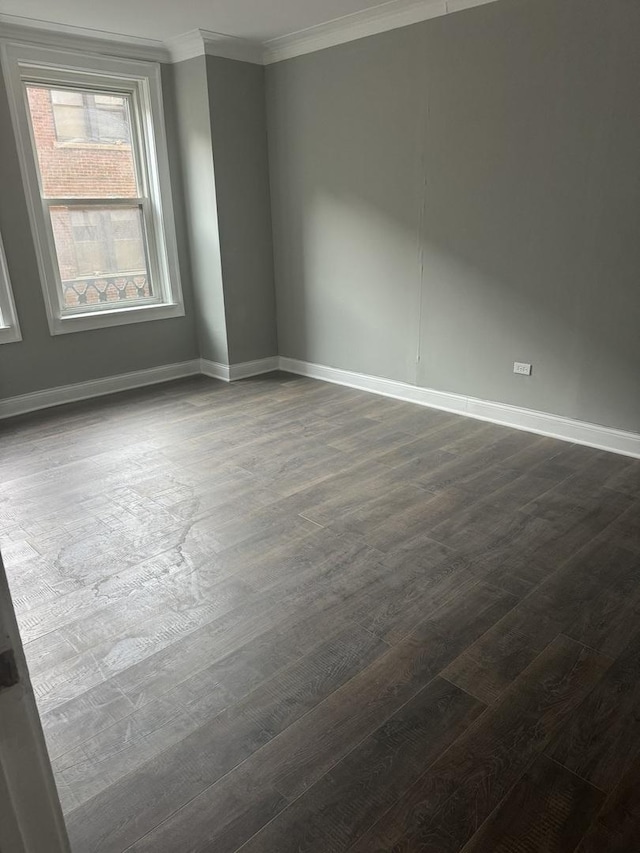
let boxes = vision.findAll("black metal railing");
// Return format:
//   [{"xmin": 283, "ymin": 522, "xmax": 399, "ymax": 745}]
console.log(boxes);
[{"xmin": 62, "ymin": 272, "xmax": 150, "ymax": 308}]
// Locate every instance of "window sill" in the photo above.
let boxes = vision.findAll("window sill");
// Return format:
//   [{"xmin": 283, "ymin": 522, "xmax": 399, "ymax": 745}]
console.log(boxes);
[{"xmin": 48, "ymin": 300, "xmax": 185, "ymax": 335}]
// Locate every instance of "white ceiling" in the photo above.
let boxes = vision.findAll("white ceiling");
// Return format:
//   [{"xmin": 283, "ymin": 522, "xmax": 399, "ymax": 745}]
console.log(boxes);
[{"xmin": 0, "ymin": 0, "xmax": 400, "ymax": 44}]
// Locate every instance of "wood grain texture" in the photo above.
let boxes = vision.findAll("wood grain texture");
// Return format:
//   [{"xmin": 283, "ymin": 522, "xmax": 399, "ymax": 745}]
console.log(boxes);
[
  {"xmin": 135, "ymin": 677, "xmax": 483, "ymax": 853},
  {"xmin": 237, "ymin": 677, "xmax": 484, "ymax": 853},
  {"xmin": 546, "ymin": 625, "xmax": 640, "ymax": 792},
  {"xmin": 349, "ymin": 635, "xmax": 611, "ymax": 853},
  {"xmin": 0, "ymin": 372, "xmax": 638, "ymax": 853},
  {"xmin": 459, "ymin": 754, "xmax": 604, "ymax": 853},
  {"xmin": 443, "ymin": 537, "xmax": 638, "ymax": 704}
]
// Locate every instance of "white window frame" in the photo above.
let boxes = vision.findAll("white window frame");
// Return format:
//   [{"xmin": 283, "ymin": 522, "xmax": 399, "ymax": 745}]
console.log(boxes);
[
  {"xmin": 0, "ymin": 229, "xmax": 21, "ymax": 344},
  {"xmin": 0, "ymin": 42, "xmax": 184, "ymax": 335}
]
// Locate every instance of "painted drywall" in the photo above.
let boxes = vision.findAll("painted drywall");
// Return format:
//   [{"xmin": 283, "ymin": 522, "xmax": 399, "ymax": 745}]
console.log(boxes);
[
  {"xmin": 171, "ymin": 55, "xmax": 230, "ymax": 365},
  {"xmin": 0, "ymin": 63, "xmax": 199, "ymax": 400},
  {"xmin": 206, "ymin": 56, "xmax": 278, "ymax": 364},
  {"xmin": 266, "ymin": 0, "xmax": 640, "ymax": 434},
  {"xmin": 171, "ymin": 55, "xmax": 277, "ymax": 366}
]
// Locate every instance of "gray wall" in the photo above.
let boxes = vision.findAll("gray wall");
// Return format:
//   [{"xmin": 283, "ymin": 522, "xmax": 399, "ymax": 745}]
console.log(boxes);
[
  {"xmin": 172, "ymin": 56, "xmax": 230, "ymax": 365},
  {"xmin": 266, "ymin": 0, "xmax": 640, "ymax": 433},
  {"xmin": 171, "ymin": 55, "xmax": 278, "ymax": 366},
  {"xmin": 207, "ymin": 56, "xmax": 278, "ymax": 364},
  {"xmin": 0, "ymin": 64, "xmax": 199, "ymax": 400}
]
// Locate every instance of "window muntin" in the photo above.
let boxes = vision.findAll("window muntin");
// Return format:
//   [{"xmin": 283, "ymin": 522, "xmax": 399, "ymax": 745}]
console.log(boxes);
[{"xmin": 1, "ymin": 44, "xmax": 184, "ymax": 334}]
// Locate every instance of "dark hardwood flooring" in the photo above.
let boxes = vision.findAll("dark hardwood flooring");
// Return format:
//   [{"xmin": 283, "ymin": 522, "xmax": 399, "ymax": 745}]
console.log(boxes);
[{"xmin": 1, "ymin": 372, "xmax": 639, "ymax": 853}]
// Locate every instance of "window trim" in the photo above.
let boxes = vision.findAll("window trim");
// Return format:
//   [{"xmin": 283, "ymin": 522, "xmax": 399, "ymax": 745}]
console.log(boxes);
[
  {"xmin": 0, "ymin": 42, "xmax": 184, "ymax": 335},
  {"xmin": 0, "ymin": 229, "xmax": 21, "ymax": 344}
]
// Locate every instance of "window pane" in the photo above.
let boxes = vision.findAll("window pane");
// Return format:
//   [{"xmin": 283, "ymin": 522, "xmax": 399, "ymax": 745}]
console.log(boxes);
[
  {"xmin": 52, "ymin": 104, "xmax": 87, "ymax": 144},
  {"xmin": 50, "ymin": 205, "xmax": 151, "ymax": 309},
  {"xmin": 50, "ymin": 90, "xmax": 83, "ymax": 105},
  {"xmin": 25, "ymin": 86, "xmax": 139, "ymax": 198}
]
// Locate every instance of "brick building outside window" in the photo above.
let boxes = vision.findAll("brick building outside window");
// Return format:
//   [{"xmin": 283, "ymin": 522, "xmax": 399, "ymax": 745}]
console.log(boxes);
[{"xmin": 26, "ymin": 86, "xmax": 151, "ymax": 309}]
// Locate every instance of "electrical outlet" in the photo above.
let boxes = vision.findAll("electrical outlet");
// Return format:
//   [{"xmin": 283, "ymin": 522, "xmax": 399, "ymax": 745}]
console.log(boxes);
[{"xmin": 514, "ymin": 362, "xmax": 532, "ymax": 376}]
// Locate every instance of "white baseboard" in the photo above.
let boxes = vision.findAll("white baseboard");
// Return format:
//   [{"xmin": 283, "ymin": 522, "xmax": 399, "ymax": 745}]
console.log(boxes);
[
  {"xmin": 199, "ymin": 356, "xmax": 279, "ymax": 382},
  {"xmin": 279, "ymin": 357, "xmax": 640, "ymax": 459},
  {"xmin": 199, "ymin": 359, "xmax": 231, "ymax": 382},
  {"xmin": 0, "ymin": 360, "xmax": 201, "ymax": 420},
  {"xmin": 2, "ymin": 354, "xmax": 638, "ymax": 459},
  {"xmin": 0, "ymin": 356, "xmax": 280, "ymax": 420},
  {"xmin": 229, "ymin": 357, "xmax": 280, "ymax": 380}
]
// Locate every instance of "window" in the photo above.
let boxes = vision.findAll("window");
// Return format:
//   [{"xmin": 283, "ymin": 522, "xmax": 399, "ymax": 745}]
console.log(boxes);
[
  {"xmin": 51, "ymin": 90, "xmax": 130, "ymax": 145},
  {"xmin": 0, "ymin": 229, "xmax": 21, "ymax": 344},
  {"xmin": 1, "ymin": 43, "xmax": 184, "ymax": 334}
]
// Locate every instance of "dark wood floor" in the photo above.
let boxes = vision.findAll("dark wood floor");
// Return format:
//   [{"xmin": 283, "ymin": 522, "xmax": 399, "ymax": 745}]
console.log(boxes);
[{"xmin": 1, "ymin": 372, "xmax": 639, "ymax": 853}]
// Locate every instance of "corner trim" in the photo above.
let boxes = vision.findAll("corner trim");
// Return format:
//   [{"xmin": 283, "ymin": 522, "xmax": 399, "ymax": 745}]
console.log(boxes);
[
  {"xmin": 279, "ymin": 357, "xmax": 640, "ymax": 459},
  {"xmin": 200, "ymin": 356, "xmax": 279, "ymax": 382},
  {"xmin": 166, "ymin": 29, "xmax": 263, "ymax": 65},
  {"xmin": 262, "ymin": 0, "xmax": 501, "ymax": 64},
  {"xmin": 199, "ymin": 359, "xmax": 231, "ymax": 382},
  {"xmin": 201, "ymin": 29, "xmax": 265, "ymax": 65},
  {"xmin": 0, "ymin": 360, "xmax": 201, "ymax": 420},
  {"xmin": 229, "ymin": 357, "xmax": 280, "ymax": 380}
]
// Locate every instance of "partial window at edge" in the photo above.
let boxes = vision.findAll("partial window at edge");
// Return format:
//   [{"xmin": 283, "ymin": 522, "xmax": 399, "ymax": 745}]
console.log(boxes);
[{"xmin": 0, "ymin": 230, "xmax": 21, "ymax": 344}]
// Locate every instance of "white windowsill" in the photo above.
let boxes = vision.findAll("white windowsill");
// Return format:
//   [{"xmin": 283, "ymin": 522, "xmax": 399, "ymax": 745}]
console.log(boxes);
[{"xmin": 49, "ymin": 300, "xmax": 184, "ymax": 335}]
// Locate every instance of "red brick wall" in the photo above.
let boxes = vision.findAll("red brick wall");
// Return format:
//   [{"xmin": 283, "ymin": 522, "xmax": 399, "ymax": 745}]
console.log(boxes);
[{"xmin": 27, "ymin": 87, "xmax": 137, "ymax": 199}]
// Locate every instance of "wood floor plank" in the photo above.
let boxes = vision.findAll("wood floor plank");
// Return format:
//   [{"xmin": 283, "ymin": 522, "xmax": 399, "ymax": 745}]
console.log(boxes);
[
  {"xmin": 64, "ymin": 625, "xmax": 386, "ymax": 852},
  {"xmin": 258, "ymin": 582, "xmax": 515, "ymax": 803},
  {"xmin": 573, "ymin": 821, "xmax": 637, "ymax": 853},
  {"xmin": 546, "ymin": 625, "xmax": 640, "ymax": 792},
  {"xmin": 443, "ymin": 538, "xmax": 637, "ymax": 704},
  {"xmin": 572, "ymin": 747, "xmax": 640, "ymax": 852},
  {"xmin": 353, "ymin": 538, "xmax": 480, "ymax": 644},
  {"xmin": 38, "ymin": 531, "xmax": 388, "ymax": 757},
  {"xmin": 229, "ymin": 678, "xmax": 484, "ymax": 853},
  {"xmin": 67, "ymin": 582, "xmax": 513, "ymax": 853},
  {"xmin": 1, "ymin": 374, "xmax": 638, "ymax": 853},
  {"xmin": 595, "ymin": 748, "xmax": 640, "ymax": 838},
  {"xmin": 460, "ymin": 754, "xmax": 604, "ymax": 853},
  {"xmin": 349, "ymin": 635, "xmax": 611, "ymax": 853}
]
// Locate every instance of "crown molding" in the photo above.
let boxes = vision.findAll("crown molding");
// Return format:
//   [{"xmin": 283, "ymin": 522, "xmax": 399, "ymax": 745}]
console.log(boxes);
[
  {"xmin": 262, "ymin": 0, "xmax": 501, "ymax": 64},
  {"xmin": 166, "ymin": 28, "xmax": 263, "ymax": 65},
  {"xmin": 201, "ymin": 29, "xmax": 265, "ymax": 65},
  {"xmin": 0, "ymin": 13, "xmax": 170, "ymax": 62},
  {"xmin": 0, "ymin": 0, "xmax": 504, "ymax": 68},
  {"xmin": 164, "ymin": 29, "xmax": 205, "ymax": 63}
]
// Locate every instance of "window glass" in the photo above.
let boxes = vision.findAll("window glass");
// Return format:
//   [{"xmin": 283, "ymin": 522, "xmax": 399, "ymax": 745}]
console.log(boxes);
[{"xmin": 26, "ymin": 86, "xmax": 138, "ymax": 199}]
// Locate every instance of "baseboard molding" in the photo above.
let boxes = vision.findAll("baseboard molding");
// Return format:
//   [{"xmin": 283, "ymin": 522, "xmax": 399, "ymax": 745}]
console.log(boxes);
[
  {"xmin": 199, "ymin": 359, "xmax": 231, "ymax": 382},
  {"xmin": 229, "ymin": 357, "xmax": 280, "ymax": 381},
  {"xmin": 0, "ymin": 356, "xmax": 280, "ymax": 420},
  {"xmin": 2, "ymin": 355, "xmax": 637, "ymax": 458},
  {"xmin": 279, "ymin": 357, "xmax": 640, "ymax": 459},
  {"xmin": 199, "ymin": 356, "xmax": 279, "ymax": 382},
  {"xmin": 0, "ymin": 360, "xmax": 201, "ymax": 420}
]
